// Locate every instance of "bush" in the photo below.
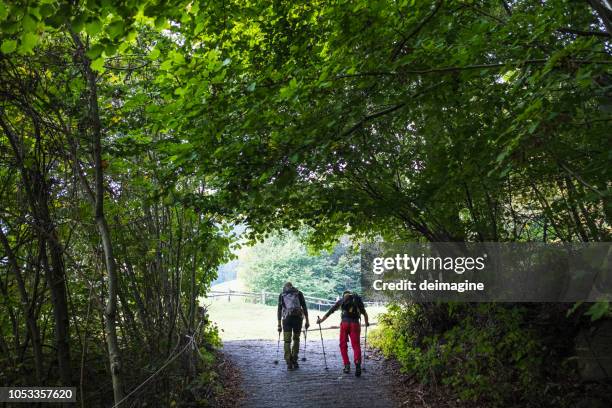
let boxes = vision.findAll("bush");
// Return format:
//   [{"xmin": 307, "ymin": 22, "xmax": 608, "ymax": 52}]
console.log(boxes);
[{"xmin": 370, "ymin": 303, "xmax": 550, "ymax": 406}]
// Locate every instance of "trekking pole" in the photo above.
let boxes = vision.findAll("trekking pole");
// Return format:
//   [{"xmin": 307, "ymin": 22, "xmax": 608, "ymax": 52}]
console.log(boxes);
[
  {"xmin": 362, "ymin": 324, "xmax": 367, "ymax": 372},
  {"xmin": 318, "ymin": 316, "xmax": 328, "ymax": 370},
  {"xmin": 301, "ymin": 329, "xmax": 307, "ymax": 362},
  {"xmin": 273, "ymin": 331, "xmax": 280, "ymax": 365}
]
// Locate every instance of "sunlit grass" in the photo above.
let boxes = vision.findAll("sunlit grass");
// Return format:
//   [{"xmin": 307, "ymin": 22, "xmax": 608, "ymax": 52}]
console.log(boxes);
[{"xmin": 204, "ymin": 298, "xmax": 386, "ymax": 341}]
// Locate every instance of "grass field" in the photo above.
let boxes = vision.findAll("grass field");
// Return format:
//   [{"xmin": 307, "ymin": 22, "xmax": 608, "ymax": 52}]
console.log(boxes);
[{"xmin": 204, "ymin": 298, "xmax": 387, "ymax": 340}]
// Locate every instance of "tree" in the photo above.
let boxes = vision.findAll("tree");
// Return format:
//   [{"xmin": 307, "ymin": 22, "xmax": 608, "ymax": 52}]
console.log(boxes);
[
  {"xmin": 155, "ymin": 0, "xmax": 610, "ymax": 245},
  {"xmin": 1, "ymin": 1, "xmax": 233, "ymax": 405},
  {"xmin": 238, "ymin": 232, "xmax": 359, "ymax": 299},
  {"xmin": 0, "ymin": 0, "xmax": 609, "ymax": 405}
]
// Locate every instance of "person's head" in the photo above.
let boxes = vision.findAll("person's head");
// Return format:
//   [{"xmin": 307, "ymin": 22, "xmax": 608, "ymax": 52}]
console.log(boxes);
[
  {"xmin": 283, "ymin": 282, "xmax": 293, "ymax": 291},
  {"xmin": 342, "ymin": 290, "xmax": 352, "ymax": 300}
]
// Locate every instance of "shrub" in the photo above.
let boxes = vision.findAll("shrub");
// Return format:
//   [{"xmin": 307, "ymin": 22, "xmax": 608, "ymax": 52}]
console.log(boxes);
[{"xmin": 370, "ymin": 303, "xmax": 548, "ymax": 406}]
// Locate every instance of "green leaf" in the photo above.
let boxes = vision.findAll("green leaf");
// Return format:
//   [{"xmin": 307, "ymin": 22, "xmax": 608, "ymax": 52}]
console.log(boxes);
[
  {"xmin": 22, "ymin": 14, "xmax": 37, "ymax": 31},
  {"xmin": 71, "ymin": 13, "xmax": 86, "ymax": 33},
  {"xmin": 171, "ymin": 51, "xmax": 184, "ymax": 64},
  {"xmin": 91, "ymin": 57, "xmax": 105, "ymax": 73},
  {"xmin": 39, "ymin": 4, "xmax": 54, "ymax": 18},
  {"xmin": 85, "ymin": 19, "xmax": 103, "ymax": 36},
  {"xmin": 566, "ymin": 302, "xmax": 583, "ymax": 317},
  {"xmin": 149, "ymin": 47, "xmax": 161, "ymax": 60},
  {"xmin": 18, "ymin": 32, "xmax": 38, "ymax": 54},
  {"xmin": 585, "ymin": 302, "xmax": 609, "ymax": 322},
  {"xmin": 0, "ymin": 2, "xmax": 8, "ymax": 21},
  {"xmin": 1, "ymin": 39, "xmax": 17, "ymax": 54},
  {"xmin": 154, "ymin": 16, "xmax": 167, "ymax": 29},
  {"xmin": 85, "ymin": 44, "xmax": 105, "ymax": 59},
  {"xmin": 107, "ymin": 20, "xmax": 124, "ymax": 40},
  {"xmin": 159, "ymin": 58, "xmax": 173, "ymax": 71},
  {"xmin": 527, "ymin": 122, "xmax": 538, "ymax": 134},
  {"xmin": 104, "ymin": 43, "xmax": 118, "ymax": 56}
]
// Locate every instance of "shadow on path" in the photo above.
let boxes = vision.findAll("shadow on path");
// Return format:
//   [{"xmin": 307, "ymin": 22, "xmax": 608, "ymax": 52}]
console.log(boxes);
[{"xmin": 223, "ymin": 338, "xmax": 396, "ymax": 408}]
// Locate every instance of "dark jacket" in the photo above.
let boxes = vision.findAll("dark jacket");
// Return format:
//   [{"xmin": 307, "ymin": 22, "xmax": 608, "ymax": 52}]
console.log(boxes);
[
  {"xmin": 323, "ymin": 294, "xmax": 366, "ymax": 323},
  {"xmin": 277, "ymin": 288, "xmax": 308, "ymax": 321}
]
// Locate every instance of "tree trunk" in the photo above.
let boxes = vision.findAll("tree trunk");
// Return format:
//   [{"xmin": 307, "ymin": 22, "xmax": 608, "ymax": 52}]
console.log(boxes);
[
  {"xmin": 40, "ymin": 218, "xmax": 73, "ymax": 386},
  {"xmin": 0, "ymin": 228, "xmax": 44, "ymax": 382},
  {"xmin": 0, "ymin": 114, "xmax": 72, "ymax": 385},
  {"xmin": 70, "ymin": 31, "xmax": 125, "ymax": 404}
]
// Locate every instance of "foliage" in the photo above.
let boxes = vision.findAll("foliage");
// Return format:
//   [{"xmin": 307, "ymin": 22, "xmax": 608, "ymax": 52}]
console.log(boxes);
[
  {"xmin": 238, "ymin": 231, "xmax": 359, "ymax": 299},
  {"xmin": 0, "ymin": 0, "xmax": 610, "ymax": 405},
  {"xmin": 370, "ymin": 303, "xmax": 576, "ymax": 407},
  {"xmin": 0, "ymin": 1, "xmax": 235, "ymax": 405},
  {"xmin": 153, "ymin": 0, "xmax": 610, "ymax": 246}
]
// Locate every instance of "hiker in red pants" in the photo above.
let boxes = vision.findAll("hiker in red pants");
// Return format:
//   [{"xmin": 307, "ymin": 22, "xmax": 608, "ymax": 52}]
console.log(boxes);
[{"xmin": 316, "ymin": 290, "xmax": 369, "ymax": 376}]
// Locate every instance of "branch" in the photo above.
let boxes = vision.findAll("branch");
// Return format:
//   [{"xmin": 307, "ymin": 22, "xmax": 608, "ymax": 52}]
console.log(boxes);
[
  {"xmin": 557, "ymin": 28, "xmax": 611, "ymax": 38},
  {"xmin": 341, "ymin": 104, "xmax": 406, "ymax": 137},
  {"xmin": 335, "ymin": 71, "xmax": 397, "ymax": 79},
  {"xmin": 463, "ymin": 3, "xmax": 505, "ymax": 24},
  {"xmin": 398, "ymin": 58, "xmax": 611, "ymax": 75},
  {"xmin": 391, "ymin": 0, "xmax": 444, "ymax": 61},
  {"xmin": 558, "ymin": 161, "xmax": 605, "ymax": 199},
  {"xmin": 341, "ymin": 81, "xmax": 445, "ymax": 137},
  {"xmin": 335, "ymin": 59, "xmax": 610, "ymax": 85}
]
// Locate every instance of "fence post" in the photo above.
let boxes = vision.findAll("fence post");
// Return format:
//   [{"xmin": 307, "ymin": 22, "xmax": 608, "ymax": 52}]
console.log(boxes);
[
  {"xmin": 261, "ymin": 290, "xmax": 266, "ymax": 304},
  {"xmin": 228, "ymin": 289, "xmax": 231, "ymax": 302}
]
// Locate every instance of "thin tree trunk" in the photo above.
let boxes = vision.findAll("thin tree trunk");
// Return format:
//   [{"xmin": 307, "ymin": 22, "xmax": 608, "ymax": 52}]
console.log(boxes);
[
  {"xmin": 41, "ymin": 224, "xmax": 73, "ymax": 385},
  {"xmin": 80, "ymin": 285, "xmax": 93, "ymax": 408},
  {"xmin": 0, "ymin": 114, "xmax": 72, "ymax": 385},
  {"xmin": 117, "ymin": 282, "xmax": 142, "ymax": 345},
  {"xmin": 70, "ymin": 31, "xmax": 125, "ymax": 404},
  {"xmin": 0, "ymin": 228, "xmax": 44, "ymax": 382},
  {"xmin": 0, "ymin": 270, "xmax": 20, "ymax": 362}
]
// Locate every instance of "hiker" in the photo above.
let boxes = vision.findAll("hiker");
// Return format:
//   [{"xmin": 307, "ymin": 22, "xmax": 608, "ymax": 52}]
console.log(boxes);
[
  {"xmin": 278, "ymin": 282, "xmax": 309, "ymax": 370},
  {"xmin": 316, "ymin": 290, "xmax": 369, "ymax": 376}
]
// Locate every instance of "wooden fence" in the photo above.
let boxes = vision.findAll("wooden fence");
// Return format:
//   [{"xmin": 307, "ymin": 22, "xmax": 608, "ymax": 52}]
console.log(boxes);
[{"xmin": 205, "ymin": 290, "xmax": 383, "ymax": 311}]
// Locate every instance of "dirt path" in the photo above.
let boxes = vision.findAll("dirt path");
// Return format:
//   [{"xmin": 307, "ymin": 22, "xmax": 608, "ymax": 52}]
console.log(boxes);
[{"xmin": 223, "ymin": 337, "xmax": 397, "ymax": 408}]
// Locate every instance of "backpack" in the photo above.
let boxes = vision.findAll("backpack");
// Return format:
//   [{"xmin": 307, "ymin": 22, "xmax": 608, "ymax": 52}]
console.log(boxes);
[
  {"xmin": 341, "ymin": 294, "xmax": 362, "ymax": 319},
  {"xmin": 281, "ymin": 290, "xmax": 303, "ymax": 319}
]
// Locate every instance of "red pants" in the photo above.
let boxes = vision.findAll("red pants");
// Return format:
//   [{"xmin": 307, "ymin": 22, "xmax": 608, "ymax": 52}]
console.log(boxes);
[{"xmin": 339, "ymin": 321, "xmax": 361, "ymax": 365}]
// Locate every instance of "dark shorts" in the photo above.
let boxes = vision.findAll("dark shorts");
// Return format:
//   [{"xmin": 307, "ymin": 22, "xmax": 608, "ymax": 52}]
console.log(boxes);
[{"xmin": 282, "ymin": 315, "xmax": 303, "ymax": 333}]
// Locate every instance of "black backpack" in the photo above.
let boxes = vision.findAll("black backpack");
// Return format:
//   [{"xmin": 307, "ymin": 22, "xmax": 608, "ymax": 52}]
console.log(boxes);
[{"xmin": 341, "ymin": 294, "xmax": 362, "ymax": 319}]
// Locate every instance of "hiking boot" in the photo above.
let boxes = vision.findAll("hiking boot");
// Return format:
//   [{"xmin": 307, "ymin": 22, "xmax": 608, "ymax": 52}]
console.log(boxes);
[
  {"xmin": 287, "ymin": 361, "xmax": 294, "ymax": 370},
  {"xmin": 292, "ymin": 358, "xmax": 299, "ymax": 369},
  {"xmin": 355, "ymin": 362, "xmax": 362, "ymax": 377},
  {"xmin": 343, "ymin": 364, "xmax": 350, "ymax": 374}
]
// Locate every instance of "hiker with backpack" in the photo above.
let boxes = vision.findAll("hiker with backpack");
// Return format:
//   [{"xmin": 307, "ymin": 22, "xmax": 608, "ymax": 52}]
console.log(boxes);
[
  {"xmin": 277, "ymin": 282, "xmax": 309, "ymax": 370},
  {"xmin": 316, "ymin": 290, "xmax": 369, "ymax": 376}
]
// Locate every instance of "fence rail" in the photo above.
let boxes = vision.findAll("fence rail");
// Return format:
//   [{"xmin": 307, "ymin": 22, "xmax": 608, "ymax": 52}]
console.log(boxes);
[{"xmin": 205, "ymin": 289, "xmax": 384, "ymax": 310}]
